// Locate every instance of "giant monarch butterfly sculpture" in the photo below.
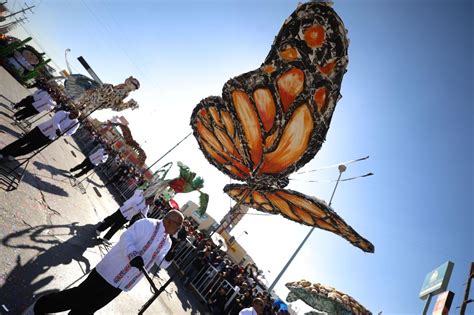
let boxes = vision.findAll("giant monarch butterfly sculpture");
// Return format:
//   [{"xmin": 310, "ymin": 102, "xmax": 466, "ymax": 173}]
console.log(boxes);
[{"xmin": 190, "ymin": 2, "xmax": 374, "ymax": 252}]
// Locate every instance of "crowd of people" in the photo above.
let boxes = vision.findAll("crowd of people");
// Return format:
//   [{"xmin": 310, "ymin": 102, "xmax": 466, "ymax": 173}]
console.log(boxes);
[
  {"xmin": 0, "ymin": 85, "xmax": 291, "ymax": 314},
  {"xmin": 177, "ymin": 220, "xmax": 289, "ymax": 315},
  {"xmin": 0, "ymin": 82, "xmax": 186, "ymax": 314}
]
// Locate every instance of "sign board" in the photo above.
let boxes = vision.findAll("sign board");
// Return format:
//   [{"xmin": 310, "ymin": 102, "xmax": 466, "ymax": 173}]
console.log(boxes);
[
  {"xmin": 419, "ymin": 261, "xmax": 454, "ymax": 299},
  {"xmin": 191, "ymin": 210, "xmax": 208, "ymax": 221},
  {"xmin": 432, "ymin": 291, "xmax": 454, "ymax": 315}
]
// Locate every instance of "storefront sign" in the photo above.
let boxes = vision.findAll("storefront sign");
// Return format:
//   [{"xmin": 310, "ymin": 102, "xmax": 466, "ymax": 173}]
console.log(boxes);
[{"xmin": 419, "ymin": 261, "xmax": 454, "ymax": 299}]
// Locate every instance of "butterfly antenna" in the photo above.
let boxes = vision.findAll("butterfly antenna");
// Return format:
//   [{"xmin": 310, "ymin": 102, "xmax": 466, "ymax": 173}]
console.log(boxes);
[
  {"xmin": 296, "ymin": 155, "xmax": 369, "ymax": 174},
  {"xmin": 232, "ymin": 210, "xmax": 272, "ymax": 216},
  {"xmin": 289, "ymin": 172, "xmax": 374, "ymax": 183}
]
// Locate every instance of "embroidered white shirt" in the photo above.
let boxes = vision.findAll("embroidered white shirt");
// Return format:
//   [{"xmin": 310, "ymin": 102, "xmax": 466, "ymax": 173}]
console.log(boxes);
[
  {"xmin": 32, "ymin": 89, "xmax": 56, "ymax": 112},
  {"xmin": 96, "ymin": 219, "xmax": 172, "ymax": 291},
  {"xmin": 88, "ymin": 147, "xmax": 108, "ymax": 166},
  {"xmin": 119, "ymin": 189, "xmax": 149, "ymax": 220},
  {"xmin": 37, "ymin": 110, "xmax": 79, "ymax": 140}
]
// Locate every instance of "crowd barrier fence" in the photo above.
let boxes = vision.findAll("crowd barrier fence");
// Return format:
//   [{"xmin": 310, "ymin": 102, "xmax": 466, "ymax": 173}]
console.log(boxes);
[{"xmin": 171, "ymin": 239, "xmax": 240, "ymax": 312}]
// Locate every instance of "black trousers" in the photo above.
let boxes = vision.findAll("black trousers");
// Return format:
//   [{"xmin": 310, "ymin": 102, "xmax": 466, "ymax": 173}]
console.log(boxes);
[
  {"xmin": 0, "ymin": 127, "xmax": 51, "ymax": 157},
  {"xmin": 34, "ymin": 269, "xmax": 121, "ymax": 315},
  {"xmin": 97, "ymin": 209, "xmax": 128, "ymax": 240},
  {"xmin": 14, "ymin": 103, "xmax": 39, "ymax": 121},
  {"xmin": 14, "ymin": 95, "xmax": 34, "ymax": 109},
  {"xmin": 70, "ymin": 158, "xmax": 95, "ymax": 178}
]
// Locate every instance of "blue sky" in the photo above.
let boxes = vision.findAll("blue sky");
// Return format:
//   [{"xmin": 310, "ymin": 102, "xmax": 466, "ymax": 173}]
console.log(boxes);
[{"xmin": 6, "ymin": 0, "xmax": 473, "ymax": 313}]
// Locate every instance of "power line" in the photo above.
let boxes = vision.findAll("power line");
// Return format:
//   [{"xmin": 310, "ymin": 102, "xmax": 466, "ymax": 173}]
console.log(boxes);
[
  {"xmin": 289, "ymin": 172, "xmax": 374, "ymax": 183},
  {"xmin": 78, "ymin": 0, "xmax": 151, "ymax": 82},
  {"xmin": 76, "ymin": 0, "xmax": 170, "ymax": 116},
  {"xmin": 89, "ymin": 0, "xmax": 152, "ymax": 82},
  {"xmin": 296, "ymin": 156, "xmax": 370, "ymax": 174}
]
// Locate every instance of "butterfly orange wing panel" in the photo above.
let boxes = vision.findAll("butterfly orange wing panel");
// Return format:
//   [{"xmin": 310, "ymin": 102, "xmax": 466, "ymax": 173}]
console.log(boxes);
[
  {"xmin": 224, "ymin": 184, "xmax": 374, "ymax": 253},
  {"xmin": 190, "ymin": 3, "xmax": 349, "ymax": 185}
]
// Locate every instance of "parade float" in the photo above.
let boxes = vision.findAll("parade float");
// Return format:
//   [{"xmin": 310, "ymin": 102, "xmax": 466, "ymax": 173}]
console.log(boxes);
[
  {"xmin": 143, "ymin": 161, "xmax": 209, "ymax": 215},
  {"xmin": 189, "ymin": 2, "xmax": 373, "ymax": 253},
  {"xmin": 0, "ymin": 36, "xmax": 51, "ymax": 85},
  {"xmin": 286, "ymin": 280, "xmax": 371, "ymax": 315}
]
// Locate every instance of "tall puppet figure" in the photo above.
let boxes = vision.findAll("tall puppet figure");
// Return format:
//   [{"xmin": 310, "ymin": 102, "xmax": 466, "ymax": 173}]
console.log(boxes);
[{"xmin": 73, "ymin": 76, "xmax": 140, "ymax": 115}]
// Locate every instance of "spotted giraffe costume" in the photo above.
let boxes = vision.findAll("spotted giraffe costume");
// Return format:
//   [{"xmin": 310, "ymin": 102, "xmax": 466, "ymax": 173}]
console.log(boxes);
[{"xmin": 74, "ymin": 80, "xmax": 139, "ymax": 115}]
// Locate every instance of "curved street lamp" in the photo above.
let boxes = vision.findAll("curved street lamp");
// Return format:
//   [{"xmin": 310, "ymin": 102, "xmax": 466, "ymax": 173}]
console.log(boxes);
[
  {"xmin": 64, "ymin": 48, "xmax": 73, "ymax": 74},
  {"xmin": 268, "ymin": 164, "xmax": 347, "ymax": 292}
]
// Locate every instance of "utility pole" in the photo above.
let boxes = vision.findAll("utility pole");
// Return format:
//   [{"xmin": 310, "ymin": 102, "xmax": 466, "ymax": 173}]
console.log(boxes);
[
  {"xmin": 0, "ymin": 17, "xmax": 26, "ymax": 34},
  {"xmin": 460, "ymin": 262, "xmax": 474, "ymax": 315},
  {"xmin": 0, "ymin": 4, "xmax": 35, "ymax": 21},
  {"xmin": 14, "ymin": 17, "xmax": 27, "ymax": 23}
]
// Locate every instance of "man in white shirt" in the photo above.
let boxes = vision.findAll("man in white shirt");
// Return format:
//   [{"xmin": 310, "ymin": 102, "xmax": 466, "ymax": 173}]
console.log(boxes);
[
  {"xmin": 13, "ymin": 89, "xmax": 56, "ymax": 121},
  {"xmin": 0, "ymin": 109, "xmax": 80, "ymax": 160},
  {"xmin": 96, "ymin": 189, "xmax": 151, "ymax": 241},
  {"xmin": 33, "ymin": 210, "xmax": 184, "ymax": 315},
  {"xmin": 69, "ymin": 146, "xmax": 109, "ymax": 178},
  {"xmin": 239, "ymin": 298, "xmax": 264, "ymax": 315}
]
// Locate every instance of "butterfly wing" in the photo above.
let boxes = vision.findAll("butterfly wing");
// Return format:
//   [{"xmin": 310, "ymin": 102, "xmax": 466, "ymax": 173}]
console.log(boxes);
[
  {"xmin": 224, "ymin": 183, "xmax": 374, "ymax": 253},
  {"xmin": 190, "ymin": 3, "xmax": 348, "ymax": 185}
]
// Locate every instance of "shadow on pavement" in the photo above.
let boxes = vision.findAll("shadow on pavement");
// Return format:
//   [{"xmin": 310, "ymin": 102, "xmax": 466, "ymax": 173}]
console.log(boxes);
[
  {"xmin": 25, "ymin": 170, "xmax": 69, "ymax": 197},
  {"xmin": 168, "ymin": 267, "xmax": 209, "ymax": 315},
  {"xmin": 0, "ymin": 94, "xmax": 15, "ymax": 106},
  {"xmin": 0, "ymin": 101, "xmax": 13, "ymax": 110},
  {"xmin": 0, "ymin": 111, "xmax": 13, "ymax": 121},
  {"xmin": 0, "ymin": 160, "xmax": 69, "ymax": 196},
  {"xmin": 0, "ymin": 124, "xmax": 22, "ymax": 139},
  {"xmin": 33, "ymin": 161, "xmax": 107, "ymax": 195},
  {"xmin": 0, "ymin": 223, "xmax": 102, "ymax": 314},
  {"xmin": 62, "ymin": 137, "xmax": 81, "ymax": 152},
  {"xmin": 33, "ymin": 161, "xmax": 69, "ymax": 178},
  {"xmin": 85, "ymin": 176, "xmax": 104, "ymax": 188}
]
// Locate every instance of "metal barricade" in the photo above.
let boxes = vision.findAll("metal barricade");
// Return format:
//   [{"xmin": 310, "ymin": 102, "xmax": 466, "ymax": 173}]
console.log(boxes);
[
  {"xmin": 190, "ymin": 264, "xmax": 239, "ymax": 311},
  {"xmin": 97, "ymin": 158, "xmax": 117, "ymax": 178},
  {"xmin": 170, "ymin": 238, "xmax": 240, "ymax": 311},
  {"xmin": 147, "ymin": 205, "xmax": 162, "ymax": 219},
  {"xmin": 73, "ymin": 127, "xmax": 97, "ymax": 152},
  {"xmin": 114, "ymin": 178, "xmax": 137, "ymax": 200},
  {"xmin": 191, "ymin": 265, "xmax": 220, "ymax": 299},
  {"xmin": 174, "ymin": 240, "xmax": 196, "ymax": 271}
]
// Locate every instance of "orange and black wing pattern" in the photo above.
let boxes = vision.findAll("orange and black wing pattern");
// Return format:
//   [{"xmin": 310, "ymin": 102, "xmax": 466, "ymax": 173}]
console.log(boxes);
[
  {"xmin": 225, "ymin": 184, "xmax": 374, "ymax": 253},
  {"xmin": 190, "ymin": 3, "xmax": 348, "ymax": 186},
  {"xmin": 190, "ymin": 3, "xmax": 374, "ymax": 252}
]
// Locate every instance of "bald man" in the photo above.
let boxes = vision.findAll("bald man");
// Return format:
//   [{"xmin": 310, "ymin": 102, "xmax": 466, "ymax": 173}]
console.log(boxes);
[
  {"xmin": 34, "ymin": 211, "xmax": 184, "ymax": 314},
  {"xmin": 239, "ymin": 298, "xmax": 265, "ymax": 315}
]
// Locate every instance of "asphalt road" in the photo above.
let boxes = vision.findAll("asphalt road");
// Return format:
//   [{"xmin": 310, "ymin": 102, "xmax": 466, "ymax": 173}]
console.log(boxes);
[{"xmin": 0, "ymin": 68, "xmax": 206, "ymax": 315}]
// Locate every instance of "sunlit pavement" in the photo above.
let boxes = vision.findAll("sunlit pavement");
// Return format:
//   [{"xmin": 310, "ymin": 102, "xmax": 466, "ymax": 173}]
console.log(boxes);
[{"xmin": 0, "ymin": 68, "xmax": 206, "ymax": 315}]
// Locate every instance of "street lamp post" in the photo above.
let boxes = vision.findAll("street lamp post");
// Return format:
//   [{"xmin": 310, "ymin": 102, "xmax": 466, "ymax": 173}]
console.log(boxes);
[
  {"xmin": 64, "ymin": 48, "xmax": 72, "ymax": 74},
  {"xmin": 235, "ymin": 231, "xmax": 248, "ymax": 243},
  {"xmin": 230, "ymin": 230, "xmax": 248, "ymax": 245},
  {"xmin": 268, "ymin": 164, "xmax": 347, "ymax": 292}
]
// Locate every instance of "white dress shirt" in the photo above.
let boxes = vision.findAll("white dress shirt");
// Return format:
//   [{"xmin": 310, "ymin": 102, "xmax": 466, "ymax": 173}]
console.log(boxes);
[
  {"xmin": 96, "ymin": 219, "xmax": 172, "ymax": 291},
  {"xmin": 32, "ymin": 89, "xmax": 56, "ymax": 112},
  {"xmin": 239, "ymin": 307, "xmax": 257, "ymax": 315},
  {"xmin": 37, "ymin": 110, "xmax": 79, "ymax": 140},
  {"xmin": 88, "ymin": 148, "xmax": 109, "ymax": 166},
  {"xmin": 8, "ymin": 51, "xmax": 33, "ymax": 71},
  {"xmin": 119, "ymin": 189, "xmax": 149, "ymax": 220}
]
